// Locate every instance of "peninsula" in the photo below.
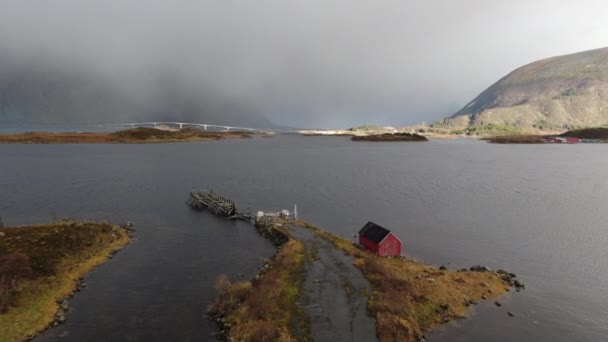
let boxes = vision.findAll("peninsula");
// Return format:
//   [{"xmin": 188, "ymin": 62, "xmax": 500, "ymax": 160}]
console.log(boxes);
[
  {"xmin": 0, "ymin": 220, "xmax": 132, "ymax": 341},
  {"xmin": 0, "ymin": 127, "xmax": 252, "ymax": 144},
  {"xmin": 209, "ymin": 218, "xmax": 522, "ymax": 342}
]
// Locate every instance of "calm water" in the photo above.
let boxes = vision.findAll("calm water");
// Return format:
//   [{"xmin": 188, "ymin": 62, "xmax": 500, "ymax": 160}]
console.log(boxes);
[{"xmin": 1, "ymin": 135, "xmax": 606, "ymax": 341}]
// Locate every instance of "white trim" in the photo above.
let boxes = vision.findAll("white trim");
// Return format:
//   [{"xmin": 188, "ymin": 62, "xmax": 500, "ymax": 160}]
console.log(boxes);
[{"xmin": 378, "ymin": 232, "xmax": 402, "ymax": 245}]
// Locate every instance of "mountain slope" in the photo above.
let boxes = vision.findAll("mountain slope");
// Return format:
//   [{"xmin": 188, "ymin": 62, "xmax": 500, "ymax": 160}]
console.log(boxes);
[{"xmin": 443, "ymin": 47, "xmax": 608, "ymax": 132}]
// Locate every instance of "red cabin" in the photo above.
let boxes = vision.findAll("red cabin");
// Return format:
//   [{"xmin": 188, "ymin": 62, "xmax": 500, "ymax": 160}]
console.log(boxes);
[{"xmin": 358, "ymin": 221, "xmax": 402, "ymax": 256}]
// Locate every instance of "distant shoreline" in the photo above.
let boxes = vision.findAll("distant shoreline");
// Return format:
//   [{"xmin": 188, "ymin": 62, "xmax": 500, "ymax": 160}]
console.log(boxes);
[
  {"xmin": 0, "ymin": 127, "xmax": 252, "ymax": 144},
  {"xmin": 351, "ymin": 132, "xmax": 428, "ymax": 142}
]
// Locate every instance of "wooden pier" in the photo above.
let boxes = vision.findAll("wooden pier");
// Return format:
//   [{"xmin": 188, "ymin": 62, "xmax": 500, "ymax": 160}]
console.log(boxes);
[{"xmin": 187, "ymin": 190, "xmax": 237, "ymax": 217}]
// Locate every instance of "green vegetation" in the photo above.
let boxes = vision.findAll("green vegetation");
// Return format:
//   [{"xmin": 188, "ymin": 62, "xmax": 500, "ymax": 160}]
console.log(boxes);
[
  {"xmin": 0, "ymin": 220, "xmax": 131, "ymax": 342},
  {"xmin": 430, "ymin": 119, "xmax": 454, "ymax": 129},
  {"xmin": 208, "ymin": 238, "xmax": 308, "ymax": 341},
  {"xmin": 451, "ymin": 123, "xmax": 524, "ymax": 136}
]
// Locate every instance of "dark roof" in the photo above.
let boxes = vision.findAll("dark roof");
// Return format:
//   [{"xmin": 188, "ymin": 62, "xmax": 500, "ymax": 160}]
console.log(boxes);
[{"xmin": 358, "ymin": 221, "xmax": 391, "ymax": 244}]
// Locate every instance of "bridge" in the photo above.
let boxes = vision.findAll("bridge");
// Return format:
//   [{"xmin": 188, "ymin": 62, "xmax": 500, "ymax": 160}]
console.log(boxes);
[{"xmin": 102, "ymin": 122, "xmax": 264, "ymax": 132}]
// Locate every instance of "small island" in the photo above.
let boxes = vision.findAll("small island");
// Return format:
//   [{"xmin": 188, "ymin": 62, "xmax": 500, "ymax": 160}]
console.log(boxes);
[
  {"xmin": 209, "ymin": 218, "xmax": 521, "ymax": 342},
  {"xmin": 483, "ymin": 127, "xmax": 608, "ymax": 144},
  {"xmin": 0, "ymin": 127, "xmax": 252, "ymax": 144},
  {"xmin": 352, "ymin": 132, "xmax": 428, "ymax": 142},
  {"xmin": 0, "ymin": 219, "xmax": 132, "ymax": 341}
]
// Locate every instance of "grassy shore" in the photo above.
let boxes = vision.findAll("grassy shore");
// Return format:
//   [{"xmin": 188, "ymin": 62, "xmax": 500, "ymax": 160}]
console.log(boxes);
[
  {"xmin": 209, "ymin": 219, "xmax": 520, "ymax": 342},
  {"xmin": 0, "ymin": 127, "xmax": 252, "ymax": 144},
  {"xmin": 208, "ymin": 237, "xmax": 307, "ymax": 341},
  {"xmin": 0, "ymin": 220, "xmax": 131, "ymax": 342}
]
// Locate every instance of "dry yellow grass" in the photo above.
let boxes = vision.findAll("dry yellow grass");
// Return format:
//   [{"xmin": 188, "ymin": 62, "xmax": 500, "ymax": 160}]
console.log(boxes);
[
  {"xmin": 0, "ymin": 127, "xmax": 252, "ymax": 144},
  {"xmin": 208, "ymin": 239, "xmax": 308, "ymax": 342},
  {"xmin": 0, "ymin": 221, "xmax": 131, "ymax": 342}
]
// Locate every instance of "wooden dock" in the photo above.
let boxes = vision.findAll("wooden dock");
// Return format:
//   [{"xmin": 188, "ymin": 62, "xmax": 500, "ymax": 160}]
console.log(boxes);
[{"xmin": 187, "ymin": 190, "xmax": 237, "ymax": 217}]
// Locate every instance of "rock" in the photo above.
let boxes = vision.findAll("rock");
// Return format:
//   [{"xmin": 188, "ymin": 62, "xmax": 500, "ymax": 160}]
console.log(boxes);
[
  {"xmin": 58, "ymin": 331, "xmax": 70, "ymax": 338},
  {"xmin": 488, "ymin": 289, "xmax": 494, "ymax": 294},
  {"xmin": 480, "ymin": 281, "xmax": 489, "ymax": 287},
  {"xmin": 481, "ymin": 295, "xmax": 487, "ymax": 300},
  {"xmin": 508, "ymin": 273, "xmax": 517, "ymax": 278},
  {"xmin": 459, "ymin": 268, "xmax": 468, "ymax": 272},
  {"xmin": 470, "ymin": 265, "xmax": 492, "ymax": 272},
  {"xmin": 508, "ymin": 312, "xmax": 515, "ymax": 317},
  {"xmin": 60, "ymin": 300, "xmax": 69, "ymax": 310},
  {"xmin": 81, "ymin": 282, "xmax": 88, "ymax": 288},
  {"xmin": 514, "ymin": 280, "xmax": 525, "ymax": 288},
  {"xmin": 439, "ymin": 304, "xmax": 450, "ymax": 311},
  {"xmin": 494, "ymin": 301, "xmax": 502, "ymax": 307},
  {"xmin": 439, "ymin": 265, "xmax": 447, "ymax": 270},
  {"xmin": 0, "ymin": 232, "xmax": 5, "ymax": 237},
  {"xmin": 56, "ymin": 311, "xmax": 66, "ymax": 324}
]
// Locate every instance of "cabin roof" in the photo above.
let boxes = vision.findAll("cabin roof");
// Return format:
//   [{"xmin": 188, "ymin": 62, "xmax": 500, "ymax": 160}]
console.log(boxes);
[{"xmin": 358, "ymin": 221, "xmax": 391, "ymax": 244}]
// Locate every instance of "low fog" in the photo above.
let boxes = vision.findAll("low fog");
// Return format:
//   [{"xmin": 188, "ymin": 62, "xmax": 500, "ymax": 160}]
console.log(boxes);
[{"xmin": 1, "ymin": 1, "xmax": 607, "ymax": 128}]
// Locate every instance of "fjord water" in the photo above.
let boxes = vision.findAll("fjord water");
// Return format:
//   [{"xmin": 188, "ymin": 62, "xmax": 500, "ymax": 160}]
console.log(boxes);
[{"xmin": 1, "ymin": 135, "xmax": 606, "ymax": 341}]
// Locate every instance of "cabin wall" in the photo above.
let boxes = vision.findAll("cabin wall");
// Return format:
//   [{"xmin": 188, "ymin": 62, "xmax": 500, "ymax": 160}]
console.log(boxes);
[
  {"xmin": 359, "ymin": 236, "xmax": 379, "ymax": 254},
  {"xmin": 378, "ymin": 233, "xmax": 402, "ymax": 256}
]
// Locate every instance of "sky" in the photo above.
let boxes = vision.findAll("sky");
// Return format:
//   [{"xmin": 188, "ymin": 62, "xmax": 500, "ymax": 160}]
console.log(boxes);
[{"xmin": 1, "ymin": 1, "xmax": 607, "ymax": 128}]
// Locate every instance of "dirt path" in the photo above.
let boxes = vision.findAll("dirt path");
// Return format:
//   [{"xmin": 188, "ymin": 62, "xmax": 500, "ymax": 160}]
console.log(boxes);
[{"xmin": 287, "ymin": 223, "xmax": 377, "ymax": 342}]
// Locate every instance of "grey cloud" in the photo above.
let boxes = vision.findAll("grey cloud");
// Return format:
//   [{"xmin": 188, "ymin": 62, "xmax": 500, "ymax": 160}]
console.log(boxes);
[{"xmin": 1, "ymin": 0, "xmax": 607, "ymax": 128}]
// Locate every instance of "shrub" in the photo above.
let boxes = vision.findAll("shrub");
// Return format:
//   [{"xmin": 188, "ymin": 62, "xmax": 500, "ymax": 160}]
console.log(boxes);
[{"xmin": 0, "ymin": 253, "xmax": 32, "ymax": 312}]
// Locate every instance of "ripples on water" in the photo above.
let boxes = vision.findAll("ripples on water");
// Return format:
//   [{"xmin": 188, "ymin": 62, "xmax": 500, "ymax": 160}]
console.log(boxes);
[{"xmin": 0, "ymin": 135, "xmax": 606, "ymax": 341}]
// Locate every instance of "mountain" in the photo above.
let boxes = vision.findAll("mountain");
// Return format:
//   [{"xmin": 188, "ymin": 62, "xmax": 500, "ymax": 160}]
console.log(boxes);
[
  {"xmin": 0, "ymin": 62, "xmax": 274, "ymax": 129},
  {"xmin": 438, "ymin": 47, "xmax": 608, "ymax": 133}
]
